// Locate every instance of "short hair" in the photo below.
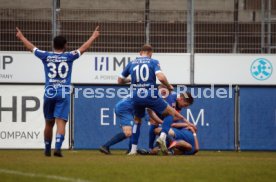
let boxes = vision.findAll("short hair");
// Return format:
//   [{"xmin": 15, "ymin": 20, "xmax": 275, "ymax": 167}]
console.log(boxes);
[
  {"xmin": 141, "ymin": 44, "xmax": 153, "ymax": 52},
  {"xmin": 180, "ymin": 92, "xmax": 194, "ymax": 105},
  {"xmin": 53, "ymin": 35, "xmax": 67, "ymax": 50}
]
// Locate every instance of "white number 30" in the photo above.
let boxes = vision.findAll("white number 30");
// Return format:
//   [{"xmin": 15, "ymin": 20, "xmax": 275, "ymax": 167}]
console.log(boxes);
[{"xmin": 47, "ymin": 62, "xmax": 69, "ymax": 79}]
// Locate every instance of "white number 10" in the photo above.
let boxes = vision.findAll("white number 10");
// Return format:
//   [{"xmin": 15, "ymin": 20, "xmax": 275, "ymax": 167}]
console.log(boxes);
[{"xmin": 133, "ymin": 64, "xmax": 149, "ymax": 82}]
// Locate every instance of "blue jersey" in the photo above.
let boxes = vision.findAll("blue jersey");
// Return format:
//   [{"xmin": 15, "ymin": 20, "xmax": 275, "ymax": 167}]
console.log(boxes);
[
  {"xmin": 165, "ymin": 92, "xmax": 181, "ymax": 112},
  {"xmin": 120, "ymin": 56, "xmax": 161, "ymax": 90},
  {"xmin": 33, "ymin": 48, "xmax": 80, "ymax": 91},
  {"xmin": 172, "ymin": 128, "xmax": 195, "ymax": 155},
  {"xmin": 121, "ymin": 56, "xmax": 168, "ymax": 118}
]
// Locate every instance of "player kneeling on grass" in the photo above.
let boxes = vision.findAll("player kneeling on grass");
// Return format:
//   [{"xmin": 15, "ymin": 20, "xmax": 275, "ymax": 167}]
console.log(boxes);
[{"xmin": 16, "ymin": 26, "xmax": 100, "ymax": 157}]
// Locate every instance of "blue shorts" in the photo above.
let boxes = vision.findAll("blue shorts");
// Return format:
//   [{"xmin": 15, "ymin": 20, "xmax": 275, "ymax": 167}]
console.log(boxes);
[
  {"xmin": 133, "ymin": 94, "xmax": 168, "ymax": 118},
  {"xmin": 43, "ymin": 91, "xmax": 70, "ymax": 121},
  {"xmin": 115, "ymin": 98, "xmax": 134, "ymax": 127},
  {"xmin": 172, "ymin": 128, "xmax": 195, "ymax": 155}
]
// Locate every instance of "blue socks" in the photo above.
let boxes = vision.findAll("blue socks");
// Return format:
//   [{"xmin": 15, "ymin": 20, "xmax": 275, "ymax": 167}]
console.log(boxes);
[
  {"xmin": 149, "ymin": 124, "xmax": 157, "ymax": 150},
  {"xmin": 45, "ymin": 139, "xmax": 52, "ymax": 152},
  {"xmin": 103, "ymin": 132, "xmax": 127, "ymax": 148},
  {"xmin": 131, "ymin": 123, "xmax": 141, "ymax": 145},
  {"xmin": 55, "ymin": 134, "xmax": 64, "ymax": 151},
  {"xmin": 161, "ymin": 115, "xmax": 174, "ymax": 134}
]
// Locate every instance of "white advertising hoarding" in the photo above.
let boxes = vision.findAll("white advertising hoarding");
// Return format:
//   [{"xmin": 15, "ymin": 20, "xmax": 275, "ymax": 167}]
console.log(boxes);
[
  {"xmin": 0, "ymin": 85, "xmax": 69, "ymax": 149},
  {"xmin": 0, "ymin": 51, "xmax": 190, "ymax": 84},
  {"xmin": 195, "ymin": 54, "xmax": 276, "ymax": 85}
]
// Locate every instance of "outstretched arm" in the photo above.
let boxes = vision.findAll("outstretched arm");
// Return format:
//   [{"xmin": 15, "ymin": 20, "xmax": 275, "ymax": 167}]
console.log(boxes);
[
  {"xmin": 147, "ymin": 108, "xmax": 163, "ymax": 124},
  {"xmin": 16, "ymin": 27, "xmax": 36, "ymax": 52},
  {"xmin": 156, "ymin": 72, "xmax": 173, "ymax": 91},
  {"xmin": 78, "ymin": 26, "xmax": 100, "ymax": 54},
  {"xmin": 187, "ymin": 126, "xmax": 199, "ymax": 154},
  {"xmin": 172, "ymin": 112, "xmax": 198, "ymax": 131}
]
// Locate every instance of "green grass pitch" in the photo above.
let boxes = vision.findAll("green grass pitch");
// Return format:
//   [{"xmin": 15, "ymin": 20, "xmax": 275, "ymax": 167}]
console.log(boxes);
[{"xmin": 0, "ymin": 150, "xmax": 276, "ymax": 182}]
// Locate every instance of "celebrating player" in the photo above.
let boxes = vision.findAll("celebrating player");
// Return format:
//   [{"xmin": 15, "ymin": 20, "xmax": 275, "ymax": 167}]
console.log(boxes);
[
  {"xmin": 128, "ymin": 85, "xmax": 195, "ymax": 154},
  {"xmin": 99, "ymin": 93, "xmax": 162, "ymax": 155},
  {"xmin": 148, "ymin": 90, "xmax": 195, "ymax": 152},
  {"xmin": 150, "ymin": 124, "xmax": 199, "ymax": 155},
  {"xmin": 99, "ymin": 96, "xmax": 134, "ymax": 154},
  {"xmin": 118, "ymin": 44, "xmax": 186, "ymax": 154},
  {"xmin": 16, "ymin": 26, "xmax": 100, "ymax": 157}
]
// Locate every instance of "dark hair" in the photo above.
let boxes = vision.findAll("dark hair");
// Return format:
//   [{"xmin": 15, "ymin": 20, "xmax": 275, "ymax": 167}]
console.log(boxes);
[
  {"xmin": 141, "ymin": 44, "xmax": 153, "ymax": 52},
  {"xmin": 180, "ymin": 92, "xmax": 194, "ymax": 105},
  {"xmin": 53, "ymin": 35, "xmax": 67, "ymax": 50}
]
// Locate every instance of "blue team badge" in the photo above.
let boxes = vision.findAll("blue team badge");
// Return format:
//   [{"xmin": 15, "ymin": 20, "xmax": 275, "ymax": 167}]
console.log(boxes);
[{"xmin": 250, "ymin": 58, "xmax": 273, "ymax": 81}]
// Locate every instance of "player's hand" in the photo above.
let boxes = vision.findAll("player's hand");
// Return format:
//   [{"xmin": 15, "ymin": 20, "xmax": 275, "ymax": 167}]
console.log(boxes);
[
  {"xmin": 16, "ymin": 27, "xmax": 24, "ymax": 39},
  {"xmin": 187, "ymin": 126, "xmax": 196, "ymax": 134},
  {"xmin": 92, "ymin": 26, "xmax": 100, "ymax": 40},
  {"xmin": 188, "ymin": 123, "xmax": 197, "ymax": 132}
]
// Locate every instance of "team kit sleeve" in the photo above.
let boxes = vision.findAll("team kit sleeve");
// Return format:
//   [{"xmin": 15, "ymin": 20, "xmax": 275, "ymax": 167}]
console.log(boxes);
[
  {"xmin": 32, "ymin": 47, "xmax": 48, "ymax": 62},
  {"xmin": 120, "ymin": 62, "xmax": 131, "ymax": 79},
  {"xmin": 67, "ymin": 50, "xmax": 81, "ymax": 62},
  {"xmin": 153, "ymin": 60, "xmax": 162, "ymax": 74}
]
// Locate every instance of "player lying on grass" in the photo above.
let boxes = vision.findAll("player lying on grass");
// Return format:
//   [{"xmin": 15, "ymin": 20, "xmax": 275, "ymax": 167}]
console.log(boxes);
[
  {"xmin": 16, "ymin": 26, "xmax": 100, "ymax": 157},
  {"xmin": 150, "ymin": 123, "xmax": 199, "ymax": 155},
  {"xmin": 118, "ymin": 44, "xmax": 188, "ymax": 154}
]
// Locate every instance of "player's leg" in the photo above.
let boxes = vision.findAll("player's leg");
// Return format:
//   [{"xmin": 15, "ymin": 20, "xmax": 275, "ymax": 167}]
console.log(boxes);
[
  {"xmin": 149, "ymin": 98, "xmax": 175, "ymax": 153},
  {"xmin": 53, "ymin": 94, "xmax": 70, "ymax": 157},
  {"xmin": 149, "ymin": 124, "xmax": 158, "ymax": 151},
  {"xmin": 44, "ymin": 119, "xmax": 55, "ymax": 156},
  {"xmin": 157, "ymin": 106, "xmax": 177, "ymax": 153},
  {"xmin": 128, "ymin": 104, "xmax": 145, "ymax": 155},
  {"xmin": 54, "ymin": 118, "xmax": 66, "ymax": 157},
  {"xmin": 100, "ymin": 126, "xmax": 132, "ymax": 155},
  {"xmin": 43, "ymin": 96, "xmax": 55, "ymax": 156},
  {"xmin": 160, "ymin": 105, "xmax": 176, "ymax": 136},
  {"xmin": 100, "ymin": 106, "xmax": 134, "ymax": 154},
  {"xmin": 129, "ymin": 119, "xmax": 142, "ymax": 155}
]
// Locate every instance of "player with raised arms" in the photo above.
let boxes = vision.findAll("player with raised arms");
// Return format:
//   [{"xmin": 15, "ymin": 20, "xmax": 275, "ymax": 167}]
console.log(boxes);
[
  {"xmin": 118, "ymin": 44, "xmax": 186, "ymax": 154},
  {"xmin": 16, "ymin": 26, "xmax": 100, "ymax": 157}
]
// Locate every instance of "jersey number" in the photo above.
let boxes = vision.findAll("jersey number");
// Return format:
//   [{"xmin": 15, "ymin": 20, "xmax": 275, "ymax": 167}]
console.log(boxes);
[
  {"xmin": 47, "ymin": 62, "xmax": 69, "ymax": 79},
  {"xmin": 133, "ymin": 64, "xmax": 149, "ymax": 82}
]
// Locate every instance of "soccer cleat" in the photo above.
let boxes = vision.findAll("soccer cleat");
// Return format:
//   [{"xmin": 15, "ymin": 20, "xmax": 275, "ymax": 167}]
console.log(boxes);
[
  {"xmin": 99, "ymin": 146, "xmax": 111, "ymax": 155},
  {"xmin": 156, "ymin": 137, "xmax": 168, "ymax": 154},
  {"xmin": 44, "ymin": 150, "xmax": 51, "ymax": 157},
  {"xmin": 53, "ymin": 150, "xmax": 63, "ymax": 157},
  {"xmin": 137, "ymin": 149, "xmax": 149, "ymax": 155},
  {"xmin": 168, "ymin": 141, "xmax": 177, "ymax": 149}
]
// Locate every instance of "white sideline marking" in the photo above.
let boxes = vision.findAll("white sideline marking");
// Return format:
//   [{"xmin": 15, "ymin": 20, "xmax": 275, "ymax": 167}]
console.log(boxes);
[{"xmin": 0, "ymin": 168, "xmax": 91, "ymax": 182}]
